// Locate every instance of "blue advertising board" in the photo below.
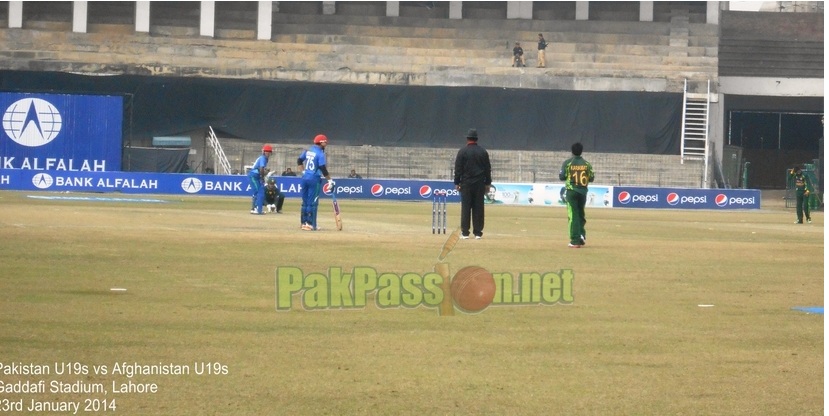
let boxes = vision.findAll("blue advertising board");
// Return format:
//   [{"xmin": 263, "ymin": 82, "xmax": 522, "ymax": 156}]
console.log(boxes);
[
  {"xmin": 0, "ymin": 170, "xmax": 261, "ymax": 195},
  {"xmin": 0, "ymin": 92, "xmax": 123, "ymax": 171},
  {"xmin": 0, "ymin": 169, "xmax": 762, "ymax": 210},
  {"xmin": 613, "ymin": 186, "xmax": 761, "ymax": 209}
]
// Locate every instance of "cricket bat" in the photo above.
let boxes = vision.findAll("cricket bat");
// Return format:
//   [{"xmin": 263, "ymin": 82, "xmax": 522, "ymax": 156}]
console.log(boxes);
[
  {"xmin": 435, "ymin": 262, "xmax": 454, "ymax": 316},
  {"xmin": 435, "ymin": 228, "xmax": 461, "ymax": 316},
  {"xmin": 438, "ymin": 228, "xmax": 461, "ymax": 262},
  {"xmin": 332, "ymin": 188, "xmax": 343, "ymax": 231}
]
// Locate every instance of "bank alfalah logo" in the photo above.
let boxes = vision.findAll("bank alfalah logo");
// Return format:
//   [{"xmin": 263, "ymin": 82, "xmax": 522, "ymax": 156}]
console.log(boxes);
[
  {"xmin": 181, "ymin": 177, "xmax": 203, "ymax": 193},
  {"xmin": 2, "ymin": 98, "xmax": 63, "ymax": 147}
]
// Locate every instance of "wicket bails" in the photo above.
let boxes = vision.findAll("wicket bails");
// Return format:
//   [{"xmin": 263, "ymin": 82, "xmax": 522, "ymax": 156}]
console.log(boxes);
[{"xmin": 432, "ymin": 191, "xmax": 447, "ymax": 234}]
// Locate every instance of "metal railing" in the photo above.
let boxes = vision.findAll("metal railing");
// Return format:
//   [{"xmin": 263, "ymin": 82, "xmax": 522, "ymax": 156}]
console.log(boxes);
[{"xmin": 206, "ymin": 126, "xmax": 233, "ymax": 175}]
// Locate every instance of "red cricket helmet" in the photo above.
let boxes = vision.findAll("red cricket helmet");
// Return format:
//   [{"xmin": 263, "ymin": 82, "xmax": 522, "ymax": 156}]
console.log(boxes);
[{"xmin": 314, "ymin": 134, "xmax": 328, "ymax": 144}]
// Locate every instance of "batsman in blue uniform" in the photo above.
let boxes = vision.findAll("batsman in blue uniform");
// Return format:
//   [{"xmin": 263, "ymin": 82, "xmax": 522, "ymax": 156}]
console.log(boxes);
[
  {"xmin": 297, "ymin": 134, "xmax": 333, "ymax": 231},
  {"xmin": 248, "ymin": 144, "xmax": 272, "ymax": 214}
]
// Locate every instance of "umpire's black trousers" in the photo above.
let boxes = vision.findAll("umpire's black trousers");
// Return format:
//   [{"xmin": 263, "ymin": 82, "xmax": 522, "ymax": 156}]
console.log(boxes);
[{"xmin": 460, "ymin": 182, "xmax": 486, "ymax": 237}]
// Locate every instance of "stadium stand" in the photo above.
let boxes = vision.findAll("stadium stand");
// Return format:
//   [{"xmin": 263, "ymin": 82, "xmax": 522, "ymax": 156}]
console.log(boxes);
[
  {"xmin": 0, "ymin": 1, "xmax": 821, "ymax": 189},
  {"xmin": 0, "ymin": 1, "xmax": 718, "ymax": 91}
]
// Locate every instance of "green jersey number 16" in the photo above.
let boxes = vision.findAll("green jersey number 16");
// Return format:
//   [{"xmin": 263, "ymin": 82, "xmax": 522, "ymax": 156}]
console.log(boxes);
[{"xmin": 570, "ymin": 170, "xmax": 590, "ymax": 187}]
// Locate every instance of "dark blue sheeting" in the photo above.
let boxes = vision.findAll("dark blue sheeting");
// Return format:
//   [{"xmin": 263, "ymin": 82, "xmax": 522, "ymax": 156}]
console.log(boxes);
[{"xmin": 0, "ymin": 70, "xmax": 682, "ymax": 153}]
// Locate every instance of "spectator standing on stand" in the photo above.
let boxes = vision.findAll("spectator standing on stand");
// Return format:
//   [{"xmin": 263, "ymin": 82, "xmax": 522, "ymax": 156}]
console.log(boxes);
[{"xmin": 537, "ymin": 33, "xmax": 548, "ymax": 68}]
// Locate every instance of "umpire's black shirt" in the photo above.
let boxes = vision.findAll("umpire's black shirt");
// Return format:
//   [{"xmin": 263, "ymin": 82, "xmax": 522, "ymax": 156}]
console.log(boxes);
[{"xmin": 454, "ymin": 141, "xmax": 492, "ymax": 187}]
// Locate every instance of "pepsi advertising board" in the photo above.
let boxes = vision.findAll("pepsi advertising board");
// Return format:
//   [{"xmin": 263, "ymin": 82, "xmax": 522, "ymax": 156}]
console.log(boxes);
[
  {"xmin": 0, "ymin": 92, "xmax": 123, "ymax": 171},
  {"xmin": 319, "ymin": 179, "xmax": 460, "ymax": 201},
  {"xmin": 614, "ymin": 187, "xmax": 761, "ymax": 209}
]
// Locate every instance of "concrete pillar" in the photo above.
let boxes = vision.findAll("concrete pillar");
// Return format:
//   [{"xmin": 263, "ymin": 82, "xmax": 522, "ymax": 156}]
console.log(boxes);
[
  {"xmin": 449, "ymin": 1, "xmax": 462, "ymax": 19},
  {"xmin": 386, "ymin": 1, "xmax": 399, "ymax": 17},
  {"xmin": 135, "ymin": 1, "xmax": 150, "ymax": 33},
  {"xmin": 257, "ymin": 0, "xmax": 272, "ymax": 40},
  {"xmin": 73, "ymin": 1, "xmax": 88, "ymax": 33},
  {"xmin": 639, "ymin": 1, "xmax": 653, "ymax": 22},
  {"xmin": 706, "ymin": 1, "xmax": 720, "ymax": 24},
  {"xmin": 507, "ymin": 2, "xmax": 518, "ymax": 18},
  {"xmin": 9, "ymin": 1, "xmax": 23, "ymax": 28},
  {"xmin": 200, "ymin": 1, "xmax": 215, "ymax": 37},
  {"xmin": 507, "ymin": 1, "xmax": 533, "ymax": 19},
  {"xmin": 523, "ymin": 1, "xmax": 533, "ymax": 19},
  {"xmin": 575, "ymin": 1, "xmax": 589, "ymax": 20},
  {"xmin": 322, "ymin": 1, "xmax": 336, "ymax": 15}
]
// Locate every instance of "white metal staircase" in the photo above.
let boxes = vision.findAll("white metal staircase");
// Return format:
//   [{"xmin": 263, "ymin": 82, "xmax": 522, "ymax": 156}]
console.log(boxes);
[
  {"xmin": 680, "ymin": 79, "xmax": 710, "ymax": 186},
  {"xmin": 206, "ymin": 126, "xmax": 232, "ymax": 175}
]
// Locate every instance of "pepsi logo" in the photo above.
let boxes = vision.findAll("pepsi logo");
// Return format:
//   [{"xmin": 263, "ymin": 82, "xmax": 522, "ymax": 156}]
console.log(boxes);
[
  {"xmin": 681, "ymin": 195, "xmax": 707, "ymax": 204},
  {"xmin": 715, "ymin": 194, "xmax": 728, "ymax": 207},
  {"xmin": 617, "ymin": 191, "xmax": 631, "ymax": 204},
  {"xmin": 632, "ymin": 194, "xmax": 658, "ymax": 203},
  {"xmin": 419, "ymin": 185, "xmax": 432, "ymax": 198},
  {"xmin": 729, "ymin": 196, "xmax": 756, "ymax": 205},
  {"xmin": 435, "ymin": 188, "xmax": 459, "ymax": 197},
  {"xmin": 666, "ymin": 192, "xmax": 680, "ymax": 205},
  {"xmin": 322, "ymin": 182, "xmax": 333, "ymax": 195},
  {"xmin": 336, "ymin": 185, "xmax": 363, "ymax": 194},
  {"xmin": 371, "ymin": 184, "xmax": 384, "ymax": 197}
]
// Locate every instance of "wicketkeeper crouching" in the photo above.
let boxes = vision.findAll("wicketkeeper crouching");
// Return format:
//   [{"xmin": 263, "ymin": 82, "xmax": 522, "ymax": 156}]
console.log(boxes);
[{"xmin": 264, "ymin": 177, "xmax": 285, "ymax": 213}]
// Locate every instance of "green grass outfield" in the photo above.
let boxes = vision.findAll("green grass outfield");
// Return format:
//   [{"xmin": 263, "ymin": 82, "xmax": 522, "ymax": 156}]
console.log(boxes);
[{"xmin": 0, "ymin": 190, "xmax": 822, "ymax": 415}]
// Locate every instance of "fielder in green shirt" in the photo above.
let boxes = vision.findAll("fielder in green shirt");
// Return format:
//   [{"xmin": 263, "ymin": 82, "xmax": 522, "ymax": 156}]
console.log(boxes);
[
  {"xmin": 559, "ymin": 143, "xmax": 595, "ymax": 248},
  {"xmin": 790, "ymin": 166, "xmax": 813, "ymax": 224}
]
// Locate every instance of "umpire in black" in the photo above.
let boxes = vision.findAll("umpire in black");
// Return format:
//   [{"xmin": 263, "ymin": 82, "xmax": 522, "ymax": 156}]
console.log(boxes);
[{"xmin": 454, "ymin": 129, "xmax": 492, "ymax": 239}]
